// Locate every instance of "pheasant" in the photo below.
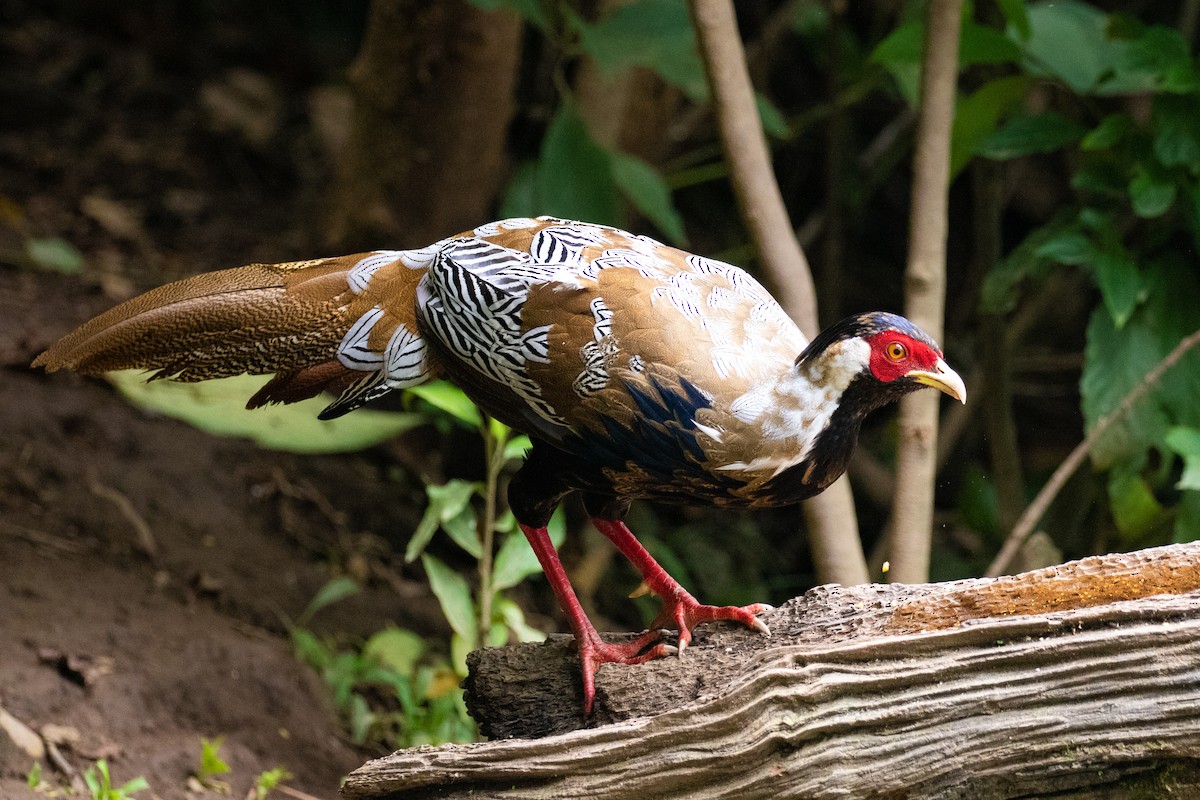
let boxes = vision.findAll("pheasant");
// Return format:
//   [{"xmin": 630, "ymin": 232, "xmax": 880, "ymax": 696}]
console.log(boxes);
[{"xmin": 35, "ymin": 216, "xmax": 965, "ymax": 714}]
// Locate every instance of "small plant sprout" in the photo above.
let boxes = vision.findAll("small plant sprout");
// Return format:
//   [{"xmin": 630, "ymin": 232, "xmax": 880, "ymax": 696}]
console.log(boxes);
[{"xmin": 82, "ymin": 759, "xmax": 150, "ymax": 800}]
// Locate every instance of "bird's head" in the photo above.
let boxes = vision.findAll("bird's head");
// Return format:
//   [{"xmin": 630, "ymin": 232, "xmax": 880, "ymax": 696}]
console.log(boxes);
[{"xmin": 796, "ymin": 312, "xmax": 966, "ymax": 410}]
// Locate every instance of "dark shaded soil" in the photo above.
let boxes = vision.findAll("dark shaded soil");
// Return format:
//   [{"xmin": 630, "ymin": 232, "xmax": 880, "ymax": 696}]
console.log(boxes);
[
  {"xmin": 0, "ymin": 3, "xmax": 457, "ymax": 797},
  {"xmin": 0, "ymin": 270, "xmax": 456, "ymax": 798}
]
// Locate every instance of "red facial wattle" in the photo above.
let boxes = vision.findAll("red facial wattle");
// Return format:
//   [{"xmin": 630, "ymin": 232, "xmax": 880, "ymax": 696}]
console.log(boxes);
[{"xmin": 865, "ymin": 330, "xmax": 941, "ymax": 383}]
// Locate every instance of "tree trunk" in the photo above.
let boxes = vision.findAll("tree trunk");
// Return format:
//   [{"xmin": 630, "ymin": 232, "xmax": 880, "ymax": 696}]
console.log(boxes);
[
  {"xmin": 342, "ymin": 542, "xmax": 1200, "ymax": 799},
  {"xmin": 328, "ymin": 0, "xmax": 522, "ymax": 249}
]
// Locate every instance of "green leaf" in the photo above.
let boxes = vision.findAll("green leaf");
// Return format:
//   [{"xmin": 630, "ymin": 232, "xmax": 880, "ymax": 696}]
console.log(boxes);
[
  {"xmin": 754, "ymin": 93, "xmax": 789, "ymax": 139},
  {"xmin": 26, "ymin": 236, "xmax": 84, "ymax": 274},
  {"xmin": 297, "ymin": 576, "xmax": 360, "ymax": 626},
  {"xmin": 951, "ymin": 76, "xmax": 1030, "ymax": 177},
  {"xmin": 1080, "ymin": 114, "xmax": 1132, "ymax": 151},
  {"xmin": 449, "ymin": 631, "xmax": 473, "ymax": 676},
  {"xmin": 978, "ymin": 112, "xmax": 1084, "ymax": 160},
  {"xmin": 503, "ymin": 434, "xmax": 531, "ymax": 462},
  {"xmin": 1015, "ymin": 1, "xmax": 1126, "ymax": 94},
  {"xmin": 1091, "ymin": 237, "xmax": 1144, "ymax": 329},
  {"xmin": 1167, "ymin": 427, "xmax": 1200, "ymax": 491},
  {"xmin": 998, "ymin": 0, "xmax": 1031, "ymax": 40},
  {"xmin": 979, "ymin": 211, "xmax": 1076, "ymax": 314},
  {"xmin": 577, "ymin": 0, "xmax": 706, "ymax": 98},
  {"xmin": 1034, "ymin": 229, "xmax": 1093, "ymax": 265},
  {"xmin": 536, "ymin": 106, "xmax": 621, "ymax": 224},
  {"xmin": 107, "ymin": 372, "xmax": 423, "ymax": 454},
  {"xmin": 610, "ymin": 151, "xmax": 686, "ymax": 245},
  {"xmin": 494, "ymin": 596, "xmax": 546, "ymax": 642},
  {"xmin": 1119, "ymin": 25, "xmax": 1192, "ymax": 91},
  {"xmin": 198, "ymin": 737, "xmax": 231, "ymax": 782},
  {"xmin": 1081, "ymin": 256, "xmax": 1200, "ymax": 469},
  {"xmin": 1108, "ymin": 470, "xmax": 1164, "ymax": 541},
  {"xmin": 422, "ymin": 554, "xmax": 477, "ymax": 646},
  {"xmin": 1153, "ymin": 94, "xmax": 1200, "ymax": 172},
  {"xmin": 363, "ymin": 627, "xmax": 426, "ymax": 675},
  {"xmin": 441, "ymin": 505, "xmax": 482, "ymax": 559},
  {"xmin": 1129, "ymin": 167, "xmax": 1177, "ymax": 219},
  {"xmin": 406, "ymin": 381, "xmax": 482, "ymax": 428},
  {"xmin": 406, "ymin": 480, "xmax": 477, "ymax": 562}
]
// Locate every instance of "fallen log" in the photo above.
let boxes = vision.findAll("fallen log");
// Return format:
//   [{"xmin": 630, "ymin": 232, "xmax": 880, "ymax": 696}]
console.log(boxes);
[{"xmin": 343, "ymin": 542, "xmax": 1200, "ymax": 799}]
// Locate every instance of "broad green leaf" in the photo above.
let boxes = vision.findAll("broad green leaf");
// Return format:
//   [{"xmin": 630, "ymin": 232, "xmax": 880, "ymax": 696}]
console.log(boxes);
[
  {"xmin": 442, "ymin": 505, "xmax": 482, "ymax": 559},
  {"xmin": 406, "ymin": 480, "xmax": 478, "ymax": 562},
  {"xmin": 1081, "ymin": 256, "xmax": 1200, "ymax": 469},
  {"xmin": 1071, "ymin": 163, "xmax": 1126, "ymax": 198},
  {"xmin": 1119, "ymin": 25, "xmax": 1192, "ymax": 91},
  {"xmin": 26, "ymin": 236, "xmax": 84, "ymax": 273},
  {"xmin": 872, "ymin": 19, "xmax": 1019, "ymax": 71},
  {"xmin": 754, "ymin": 93, "xmax": 790, "ymax": 139},
  {"xmin": 1015, "ymin": 2, "xmax": 1125, "ymax": 94},
  {"xmin": 997, "ymin": 0, "xmax": 1031, "ymax": 40},
  {"xmin": 422, "ymin": 554, "xmax": 477, "ymax": 646},
  {"xmin": 449, "ymin": 631, "xmax": 473, "ymax": 675},
  {"xmin": 1153, "ymin": 94, "xmax": 1200, "ymax": 173},
  {"xmin": 978, "ymin": 112, "xmax": 1084, "ymax": 160},
  {"xmin": 1091, "ymin": 238, "xmax": 1143, "ymax": 328},
  {"xmin": 495, "ymin": 596, "xmax": 546, "ymax": 642},
  {"xmin": 1033, "ymin": 229, "xmax": 1093, "ymax": 265},
  {"xmin": 536, "ymin": 106, "xmax": 621, "ymax": 224},
  {"xmin": 610, "ymin": 151, "xmax": 686, "ymax": 245},
  {"xmin": 1107, "ymin": 470, "xmax": 1164, "ymax": 541},
  {"xmin": 1080, "ymin": 114, "xmax": 1131, "ymax": 151},
  {"xmin": 951, "ymin": 76, "xmax": 1029, "ymax": 177},
  {"xmin": 1129, "ymin": 167, "xmax": 1176, "ymax": 219},
  {"xmin": 363, "ymin": 627, "xmax": 426, "ymax": 675},
  {"xmin": 1166, "ymin": 427, "xmax": 1200, "ymax": 491},
  {"xmin": 577, "ymin": 0, "xmax": 706, "ymax": 98},
  {"xmin": 503, "ymin": 434, "xmax": 532, "ymax": 462},
  {"xmin": 979, "ymin": 211, "xmax": 1075, "ymax": 314},
  {"xmin": 406, "ymin": 381, "xmax": 481, "ymax": 428},
  {"xmin": 107, "ymin": 372, "xmax": 423, "ymax": 454}
]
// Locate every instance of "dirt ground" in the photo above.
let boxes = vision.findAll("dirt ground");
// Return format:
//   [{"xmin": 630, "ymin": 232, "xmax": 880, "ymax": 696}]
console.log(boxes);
[{"xmin": 0, "ymin": 3, "xmax": 461, "ymax": 797}]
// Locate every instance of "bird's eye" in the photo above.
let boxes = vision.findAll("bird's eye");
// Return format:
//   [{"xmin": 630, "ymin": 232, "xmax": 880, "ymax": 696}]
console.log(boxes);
[{"xmin": 886, "ymin": 342, "xmax": 907, "ymax": 361}]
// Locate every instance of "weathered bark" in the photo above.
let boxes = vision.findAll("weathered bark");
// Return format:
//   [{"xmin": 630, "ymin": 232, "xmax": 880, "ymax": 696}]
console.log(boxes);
[
  {"xmin": 328, "ymin": 0, "xmax": 521, "ymax": 249},
  {"xmin": 343, "ymin": 543, "xmax": 1200, "ymax": 799}
]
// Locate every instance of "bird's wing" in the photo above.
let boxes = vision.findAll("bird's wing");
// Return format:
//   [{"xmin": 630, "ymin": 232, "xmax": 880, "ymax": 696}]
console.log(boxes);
[{"xmin": 416, "ymin": 217, "xmax": 808, "ymax": 468}]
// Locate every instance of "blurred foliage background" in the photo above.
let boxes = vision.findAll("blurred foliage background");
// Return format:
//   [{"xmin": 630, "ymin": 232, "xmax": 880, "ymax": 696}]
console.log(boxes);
[{"xmin": 8, "ymin": 0, "xmax": 1200, "ymax": 751}]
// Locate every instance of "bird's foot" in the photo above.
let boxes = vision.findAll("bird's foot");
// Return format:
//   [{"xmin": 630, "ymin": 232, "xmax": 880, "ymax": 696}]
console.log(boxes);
[
  {"xmin": 645, "ymin": 586, "xmax": 773, "ymax": 654},
  {"xmin": 577, "ymin": 627, "xmax": 676, "ymax": 716}
]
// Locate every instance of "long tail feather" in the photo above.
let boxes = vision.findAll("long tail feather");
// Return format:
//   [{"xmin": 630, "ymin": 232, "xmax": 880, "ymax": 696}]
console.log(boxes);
[{"xmin": 33, "ymin": 253, "xmax": 430, "ymax": 415}]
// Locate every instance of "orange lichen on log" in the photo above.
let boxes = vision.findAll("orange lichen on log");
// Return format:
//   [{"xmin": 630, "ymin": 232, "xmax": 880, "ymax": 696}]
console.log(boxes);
[{"xmin": 886, "ymin": 545, "xmax": 1200, "ymax": 633}]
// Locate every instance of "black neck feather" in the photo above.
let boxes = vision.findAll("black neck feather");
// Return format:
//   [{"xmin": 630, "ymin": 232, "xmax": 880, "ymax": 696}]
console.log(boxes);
[{"xmin": 761, "ymin": 371, "xmax": 922, "ymax": 504}]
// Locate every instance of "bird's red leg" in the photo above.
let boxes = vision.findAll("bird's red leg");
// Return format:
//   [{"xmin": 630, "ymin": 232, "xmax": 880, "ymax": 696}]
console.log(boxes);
[
  {"xmin": 520, "ymin": 523, "xmax": 674, "ymax": 714},
  {"xmin": 590, "ymin": 517, "xmax": 772, "ymax": 653}
]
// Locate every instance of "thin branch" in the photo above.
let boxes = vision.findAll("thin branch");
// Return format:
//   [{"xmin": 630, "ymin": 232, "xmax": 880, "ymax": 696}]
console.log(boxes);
[
  {"xmin": 688, "ymin": 0, "xmax": 867, "ymax": 585},
  {"xmin": 688, "ymin": 0, "xmax": 817, "ymax": 333},
  {"xmin": 986, "ymin": 327, "xmax": 1200, "ymax": 577},
  {"xmin": 887, "ymin": 0, "xmax": 963, "ymax": 583}
]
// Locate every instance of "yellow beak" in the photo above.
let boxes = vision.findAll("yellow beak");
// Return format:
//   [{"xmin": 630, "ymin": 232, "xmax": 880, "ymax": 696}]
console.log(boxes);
[{"xmin": 908, "ymin": 358, "xmax": 967, "ymax": 404}]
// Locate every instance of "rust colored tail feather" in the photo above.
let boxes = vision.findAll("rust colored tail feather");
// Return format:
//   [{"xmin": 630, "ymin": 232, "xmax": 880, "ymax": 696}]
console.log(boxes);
[{"xmin": 33, "ymin": 256, "xmax": 378, "ymax": 411}]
